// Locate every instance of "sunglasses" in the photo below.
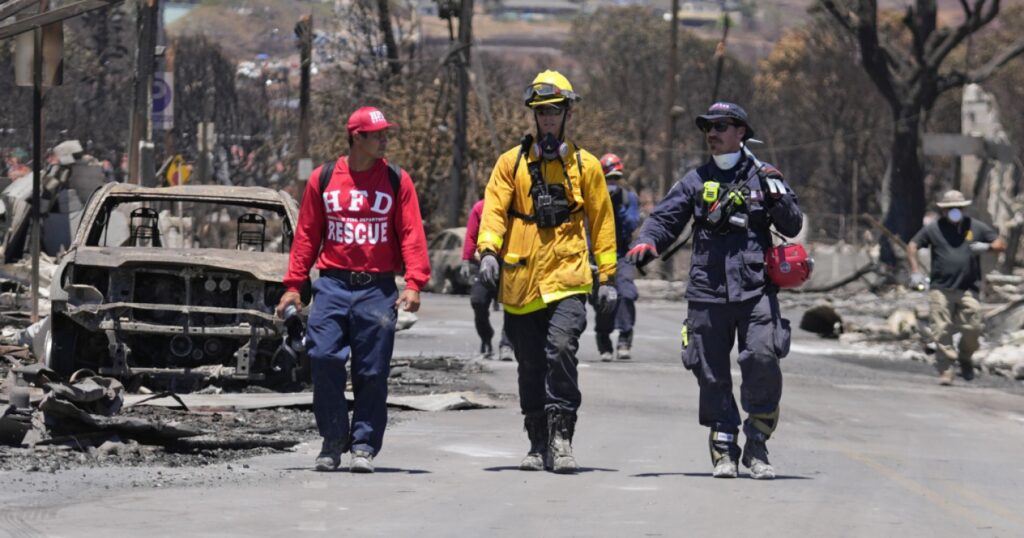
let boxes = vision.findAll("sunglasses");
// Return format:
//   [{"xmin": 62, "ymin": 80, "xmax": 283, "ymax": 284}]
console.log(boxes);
[
  {"xmin": 535, "ymin": 105, "xmax": 567, "ymax": 117},
  {"xmin": 702, "ymin": 121, "xmax": 736, "ymax": 133},
  {"xmin": 524, "ymin": 83, "xmax": 578, "ymax": 103}
]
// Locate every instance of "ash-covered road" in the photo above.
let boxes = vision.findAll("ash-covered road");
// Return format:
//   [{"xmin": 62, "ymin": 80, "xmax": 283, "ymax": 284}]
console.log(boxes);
[{"xmin": 2, "ymin": 293, "xmax": 1022, "ymax": 537}]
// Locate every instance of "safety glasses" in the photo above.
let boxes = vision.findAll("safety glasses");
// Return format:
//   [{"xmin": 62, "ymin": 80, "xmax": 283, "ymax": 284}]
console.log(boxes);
[
  {"xmin": 524, "ymin": 83, "xmax": 576, "ymax": 103},
  {"xmin": 535, "ymin": 105, "xmax": 567, "ymax": 117},
  {"xmin": 702, "ymin": 121, "xmax": 736, "ymax": 133}
]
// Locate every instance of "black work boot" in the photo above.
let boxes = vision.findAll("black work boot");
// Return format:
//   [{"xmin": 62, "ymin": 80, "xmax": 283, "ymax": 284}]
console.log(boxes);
[
  {"xmin": 742, "ymin": 435, "xmax": 775, "ymax": 480},
  {"xmin": 958, "ymin": 357, "xmax": 975, "ymax": 381},
  {"xmin": 314, "ymin": 438, "xmax": 345, "ymax": 472},
  {"xmin": 742, "ymin": 411, "xmax": 778, "ymax": 479},
  {"xmin": 548, "ymin": 410, "xmax": 578, "ymax": 474},
  {"xmin": 519, "ymin": 412, "xmax": 548, "ymax": 471},
  {"xmin": 480, "ymin": 339, "xmax": 493, "ymax": 359},
  {"xmin": 708, "ymin": 430, "xmax": 740, "ymax": 478}
]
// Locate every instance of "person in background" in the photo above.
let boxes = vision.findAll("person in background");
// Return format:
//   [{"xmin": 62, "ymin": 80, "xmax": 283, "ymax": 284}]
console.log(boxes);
[
  {"xmin": 593, "ymin": 153, "xmax": 641, "ymax": 361},
  {"xmin": 908, "ymin": 189, "xmax": 1006, "ymax": 386},
  {"xmin": 460, "ymin": 197, "xmax": 513, "ymax": 360}
]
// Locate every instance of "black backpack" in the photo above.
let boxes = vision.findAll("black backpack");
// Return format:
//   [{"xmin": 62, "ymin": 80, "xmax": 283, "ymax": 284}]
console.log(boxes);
[{"xmin": 318, "ymin": 158, "xmax": 402, "ymax": 199}]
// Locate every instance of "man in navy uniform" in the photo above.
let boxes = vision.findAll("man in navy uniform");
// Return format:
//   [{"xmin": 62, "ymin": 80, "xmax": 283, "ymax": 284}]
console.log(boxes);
[{"xmin": 626, "ymin": 102, "xmax": 802, "ymax": 480}]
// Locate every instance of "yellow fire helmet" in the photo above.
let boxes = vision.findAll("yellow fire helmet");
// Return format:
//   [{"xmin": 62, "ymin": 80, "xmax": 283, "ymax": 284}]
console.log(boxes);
[{"xmin": 524, "ymin": 70, "xmax": 580, "ymax": 108}]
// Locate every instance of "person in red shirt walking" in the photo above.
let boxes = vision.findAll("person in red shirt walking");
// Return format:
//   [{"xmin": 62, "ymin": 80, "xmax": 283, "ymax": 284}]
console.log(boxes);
[
  {"xmin": 460, "ymin": 198, "xmax": 513, "ymax": 359},
  {"xmin": 277, "ymin": 106, "xmax": 430, "ymax": 473}
]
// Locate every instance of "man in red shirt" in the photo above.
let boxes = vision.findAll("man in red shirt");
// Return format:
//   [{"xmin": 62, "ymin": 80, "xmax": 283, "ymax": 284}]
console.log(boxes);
[
  {"xmin": 277, "ymin": 106, "xmax": 430, "ymax": 473},
  {"xmin": 460, "ymin": 198, "xmax": 513, "ymax": 359}
]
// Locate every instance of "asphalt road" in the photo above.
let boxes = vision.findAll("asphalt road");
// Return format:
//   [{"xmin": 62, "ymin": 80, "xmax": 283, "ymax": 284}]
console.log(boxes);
[{"xmin": 2, "ymin": 293, "xmax": 1023, "ymax": 537}]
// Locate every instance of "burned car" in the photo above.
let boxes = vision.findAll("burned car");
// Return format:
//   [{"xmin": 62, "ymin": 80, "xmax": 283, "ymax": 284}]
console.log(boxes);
[
  {"xmin": 426, "ymin": 227, "xmax": 470, "ymax": 294},
  {"xmin": 45, "ymin": 183, "xmax": 305, "ymax": 388}
]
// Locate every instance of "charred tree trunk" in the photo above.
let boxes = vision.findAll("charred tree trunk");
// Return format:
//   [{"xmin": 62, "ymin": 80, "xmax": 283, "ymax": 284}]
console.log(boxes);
[
  {"xmin": 819, "ymin": 0, "xmax": 1024, "ymax": 269},
  {"xmin": 880, "ymin": 107, "xmax": 927, "ymax": 264}
]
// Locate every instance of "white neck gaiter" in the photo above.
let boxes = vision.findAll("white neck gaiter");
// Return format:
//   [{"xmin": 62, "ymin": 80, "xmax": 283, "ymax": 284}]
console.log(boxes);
[{"xmin": 713, "ymin": 151, "xmax": 742, "ymax": 170}]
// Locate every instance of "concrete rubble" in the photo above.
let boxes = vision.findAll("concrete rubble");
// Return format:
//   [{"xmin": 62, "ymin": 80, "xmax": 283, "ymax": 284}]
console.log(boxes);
[
  {"xmin": 0, "ymin": 334, "xmax": 494, "ymax": 471},
  {"xmin": 630, "ymin": 258, "xmax": 1024, "ymax": 381},
  {"xmin": 788, "ymin": 274, "xmax": 1024, "ymax": 380}
]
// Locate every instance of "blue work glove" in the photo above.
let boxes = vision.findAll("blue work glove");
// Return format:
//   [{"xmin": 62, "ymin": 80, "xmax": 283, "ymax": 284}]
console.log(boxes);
[
  {"xmin": 625, "ymin": 243, "xmax": 657, "ymax": 267},
  {"xmin": 479, "ymin": 252, "xmax": 500, "ymax": 288},
  {"xmin": 596, "ymin": 284, "xmax": 618, "ymax": 315},
  {"xmin": 968, "ymin": 242, "xmax": 991, "ymax": 254}
]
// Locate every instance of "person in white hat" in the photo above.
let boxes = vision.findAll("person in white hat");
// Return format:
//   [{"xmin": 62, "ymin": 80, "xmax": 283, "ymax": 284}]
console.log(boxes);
[{"xmin": 907, "ymin": 190, "xmax": 1007, "ymax": 385}]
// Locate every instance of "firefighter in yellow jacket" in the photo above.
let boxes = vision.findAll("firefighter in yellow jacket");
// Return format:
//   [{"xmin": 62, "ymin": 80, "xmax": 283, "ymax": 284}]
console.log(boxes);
[{"xmin": 477, "ymin": 70, "xmax": 618, "ymax": 474}]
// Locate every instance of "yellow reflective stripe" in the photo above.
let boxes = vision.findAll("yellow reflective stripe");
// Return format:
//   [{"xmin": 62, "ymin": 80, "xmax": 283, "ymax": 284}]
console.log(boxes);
[
  {"xmin": 540, "ymin": 285, "xmax": 591, "ymax": 305},
  {"xmin": 504, "ymin": 285, "xmax": 592, "ymax": 315},
  {"xmin": 595, "ymin": 251, "xmax": 617, "ymax": 266},
  {"xmin": 503, "ymin": 297, "xmax": 546, "ymax": 315},
  {"xmin": 478, "ymin": 231, "xmax": 504, "ymax": 250}
]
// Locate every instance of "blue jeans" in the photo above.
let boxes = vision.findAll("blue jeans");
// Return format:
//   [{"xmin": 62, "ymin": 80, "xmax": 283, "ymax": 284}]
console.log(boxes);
[{"xmin": 306, "ymin": 275, "xmax": 398, "ymax": 455}]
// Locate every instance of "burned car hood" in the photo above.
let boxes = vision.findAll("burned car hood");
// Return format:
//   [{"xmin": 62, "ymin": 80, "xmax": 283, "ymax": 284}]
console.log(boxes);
[{"xmin": 67, "ymin": 247, "xmax": 289, "ymax": 281}]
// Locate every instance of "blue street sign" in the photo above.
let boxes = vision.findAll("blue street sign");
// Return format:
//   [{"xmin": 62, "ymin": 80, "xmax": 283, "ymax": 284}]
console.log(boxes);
[{"xmin": 153, "ymin": 72, "xmax": 174, "ymax": 130}]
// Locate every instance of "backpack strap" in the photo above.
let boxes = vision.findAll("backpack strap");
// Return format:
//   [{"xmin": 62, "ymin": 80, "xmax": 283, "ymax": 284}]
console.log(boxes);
[
  {"xmin": 387, "ymin": 161, "xmax": 402, "ymax": 199},
  {"xmin": 319, "ymin": 158, "xmax": 402, "ymax": 199},
  {"xmin": 318, "ymin": 159, "xmax": 336, "ymax": 194}
]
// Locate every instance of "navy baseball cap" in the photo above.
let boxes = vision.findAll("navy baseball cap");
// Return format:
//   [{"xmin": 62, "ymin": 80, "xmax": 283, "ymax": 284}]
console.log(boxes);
[{"xmin": 695, "ymin": 102, "xmax": 754, "ymax": 140}]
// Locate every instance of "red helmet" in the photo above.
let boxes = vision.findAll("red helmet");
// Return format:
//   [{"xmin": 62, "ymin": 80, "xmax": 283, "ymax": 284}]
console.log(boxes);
[
  {"xmin": 766, "ymin": 243, "xmax": 813, "ymax": 288},
  {"xmin": 599, "ymin": 153, "xmax": 624, "ymax": 178}
]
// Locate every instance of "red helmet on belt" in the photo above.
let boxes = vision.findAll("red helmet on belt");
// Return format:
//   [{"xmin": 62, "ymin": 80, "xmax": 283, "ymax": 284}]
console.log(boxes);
[
  {"xmin": 599, "ymin": 153, "xmax": 623, "ymax": 178},
  {"xmin": 766, "ymin": 243, "xmax": 813, "ymax": 288}
]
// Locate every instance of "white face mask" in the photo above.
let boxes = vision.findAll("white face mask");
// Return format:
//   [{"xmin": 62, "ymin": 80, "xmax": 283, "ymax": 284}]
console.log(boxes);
[
  {"xmin": 713, "ymin": 151, "xmax": 742, "ymax": 170},
  {"xmin": 946, "ymin": 208, "xmax": 963, "ymax": 223}
]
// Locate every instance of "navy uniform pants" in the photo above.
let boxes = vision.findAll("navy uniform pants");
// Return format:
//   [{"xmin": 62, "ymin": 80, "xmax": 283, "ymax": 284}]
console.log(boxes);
[
  {"xmin": 469, "ymin": 276, "xmax": 511, "ymax": 349},
  {"xmin": 683, "ymin": 293, "xmax": 790, "ymax": 440},
  {"xmin": 306, "ymin": 275, "xmax": 397, "ymax": 456},
  {"xmin": 504, "ymin": 294, "xmax": 587, "ymax": 414},
  {"xmin": 594, "ymin": 260, "xmax": 638, "ymax": 353}
]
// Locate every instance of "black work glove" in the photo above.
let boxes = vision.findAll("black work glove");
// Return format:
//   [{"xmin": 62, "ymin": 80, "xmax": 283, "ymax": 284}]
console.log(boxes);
[
  {"xmin": 596, "ymin": 284, "xmax": 618, "ymax": 315},
  {"xmin": 479, "ymin": 252, "xmax": 500, "ymax": 289},
  {"xmin": 625, "ymin": 243, "xmax": 658, "ymax": 267},
  {"xmin": 758, "ymin": 166, "xmax": 786, "ymax": 205}
]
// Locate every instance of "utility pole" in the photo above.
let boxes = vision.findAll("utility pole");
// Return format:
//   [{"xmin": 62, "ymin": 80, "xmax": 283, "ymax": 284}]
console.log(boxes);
[
  {"xmin": 852, "ymin": 160, "xmax": 859, "ymax": 244},
  {"xmin": 30, "ymin": 18, "xmax": 43, "ymax": 322},
  {"xmin": 447, "ymin": 0, "xmax": 472, "ymax": 228},
  {"xmin": 661, "ymin": 0, "xmax": 679, "ymax": 197},
  {"xmin": 128, "ymin": 0, "xmax": 158, "ymax": 184},
  {"xmin": 710, "ymin": 6, "xmax": 731, "ymax": 104},
  {"xmin": 295, "ymin": 14, "xmax": 312, "ymax": 160}
]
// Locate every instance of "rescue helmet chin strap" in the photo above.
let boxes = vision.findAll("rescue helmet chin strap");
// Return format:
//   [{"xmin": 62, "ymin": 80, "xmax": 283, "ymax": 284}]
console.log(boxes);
[{"xmin": 532, "ymin": 108, "xmax": 570, "ymax": 160}]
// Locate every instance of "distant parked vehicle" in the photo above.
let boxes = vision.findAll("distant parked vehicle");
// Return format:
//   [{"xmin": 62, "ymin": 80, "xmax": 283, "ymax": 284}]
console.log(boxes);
[{"xmin": 426, "ymin": 227, "xmax": 469, "ymax": 294}]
